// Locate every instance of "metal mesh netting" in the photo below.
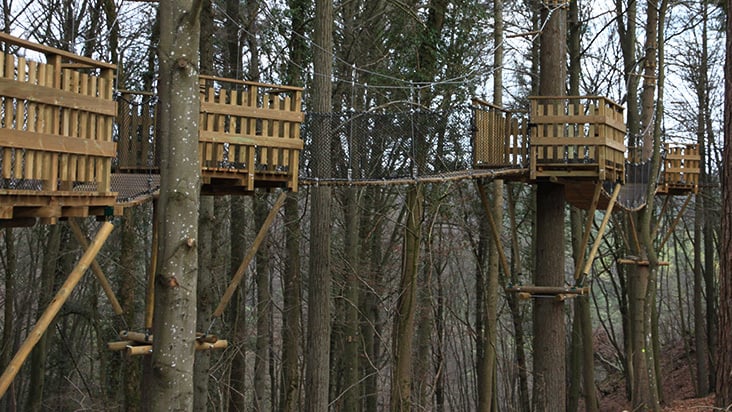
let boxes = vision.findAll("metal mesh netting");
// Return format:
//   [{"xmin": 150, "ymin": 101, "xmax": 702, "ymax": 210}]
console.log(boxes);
[{"xmin": 300, "ymin": 108, "xmax": 475, "ymax": 181}]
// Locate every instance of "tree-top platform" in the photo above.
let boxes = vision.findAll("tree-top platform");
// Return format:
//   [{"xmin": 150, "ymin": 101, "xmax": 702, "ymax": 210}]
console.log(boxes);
[{"xmin": 0, "ymin": 32, "xmax": 304, "ymax": 225}]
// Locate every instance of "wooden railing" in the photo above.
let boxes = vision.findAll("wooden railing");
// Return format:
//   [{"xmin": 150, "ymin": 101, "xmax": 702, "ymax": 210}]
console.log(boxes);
[
  {"xmin": 115, "ymin": 77, "xmax": 304, "ymax": 193},
  {"xmin": 471, "ymin": 98, "xmax": 528, "ymax": 169},
  {"xmin": 529, "ymin": 96, "xmax": 626, "ymax": 182},
  {"xmin": 0, "ymin": 32, "xmax": 118, "ymax": 223},
  {"xmin": 0, "ymin": 32, "xmax": 116, "ymax": 195},
  {"xmin": 198, "ymin": 75, "xmax": 303, "ymax": 192}
]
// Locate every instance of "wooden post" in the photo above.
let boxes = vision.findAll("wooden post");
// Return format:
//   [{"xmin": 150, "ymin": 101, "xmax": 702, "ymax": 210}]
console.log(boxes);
[
  {"xmin": 0, "ymin": 221, "xmax": 114, "ymax": 399},
  {"xmin": 68, "ymin": 219, "xmax": 124, "ymax": 315},
  {"xmin": 145, "ymin": 199, "xmax": 159, "ymax": 330},
  {"xmin": 580, "ymin": 184, "xmax": 621, "ymax": 278},
  {"xmin": 573, "ymin": 183, "xmax": 602, "ymax": 280},
  {"xmin": 212, "ymin": 191, "xmax": 287, "ymax": 318},
  {"xmin": 658, "ymin": 191, "xmax": 693, "ymax": 251}
]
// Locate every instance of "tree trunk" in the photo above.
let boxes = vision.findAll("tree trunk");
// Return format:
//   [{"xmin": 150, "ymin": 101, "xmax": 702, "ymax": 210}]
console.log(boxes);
[
  {"xmin": 254, "ymin": 193, "xmax": 272, "ymax": 411},
  {"xmin": 391, "ymin": 185, "xmax": 423, "ymax": 412},
  {"xmin": 26, "ymin": 225, "xmax": 61, "ymax": 412},
  {"xmin": 534, "ymin": 1, "xmax": 567, "ymax": 410},
  {"xmin": 279, "ymin": 0, "xmax": 307, "ymax": 407},
  {"xmin": 194, "ymin": 2, "xmax": 214, "ymax": 408},
  {"xmin": 228, "ymin": 197, "xmax": 248, "ymax": 412},
  {"xmin": 305, "ymin": 0, "xmax": 334, "ymax": 409},
  {"xmin": 280, "ymin": 193, "xmax": 302, "ymax": 412},
  {"xmin": 120, "ymin": 208, "xmax": 141, "ymax": 412},
  {"xmin": 194, "ymin": 196, "xmax": 214, "ymax": 410},
  {"xmin": 149, "ymin": 1, "xmax": 202, "ymax": 410},
  {"xmin": 341, "ymin": 189, "xmax": 361, "ymax": 411},
  {"xmin": 1, "ymin": 228, "xmax": 15, "ymax": 412},
  {"xmin": 715, "ymin": 0, "xmax": 732, "ymax": 406},
  {"xmin": 506, "ymin": 186, "xmax": 531, "ymax": 411}
]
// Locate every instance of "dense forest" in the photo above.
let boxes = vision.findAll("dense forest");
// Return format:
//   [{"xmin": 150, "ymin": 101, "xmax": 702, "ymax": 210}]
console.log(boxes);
[{"xmin": 0, "ymin": 0, "xmax": 729, "ymax": 411}]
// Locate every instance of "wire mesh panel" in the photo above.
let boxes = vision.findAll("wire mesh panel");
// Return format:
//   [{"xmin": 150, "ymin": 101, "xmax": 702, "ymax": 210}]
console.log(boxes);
[
  {"xmin": 529, "ymin": 96, "xmax": 626, "ymax": 183},
  {"xmin": 301, "ymin": 107, "xmax": 474, "ymax": 182}
]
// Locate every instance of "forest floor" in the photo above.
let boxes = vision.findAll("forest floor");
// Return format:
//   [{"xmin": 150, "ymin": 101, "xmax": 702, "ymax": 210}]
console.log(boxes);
[{"xmin": 594, "ymin": 331, "xmax": 718, "ymax": 411}]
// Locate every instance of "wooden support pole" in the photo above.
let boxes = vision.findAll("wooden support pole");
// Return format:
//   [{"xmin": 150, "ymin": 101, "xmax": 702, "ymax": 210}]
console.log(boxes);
[
  {"xmin": 125, "ymin": 340, "xmax": 228, "ymax": 356},
  {"xmin": 68, "ymin": 219, "xmax": 124, "ymax": 315},
  {"xmin": 212, "ymin": 191, "xmax": 287, "ymax": 318},
  {"xmin": 573, "ymin": 183, "xmax": 602, "ymax": 280},
  {"xmin": 0, "ymin": 221, "xmax": 114, "ymax": 400},
  {"xmin": 475, "ymin": 181, "xmax": 512, "ymax": 278},
  {"xmin": 505, "ymin": 285, "xmax": 589, "ymax": 295},
  {"xmin": 119, "ymin": 330, "xmax": 153, "ymax": 344},
  {"xmin": 580, "ymin": 183, "xmax": 621, "ymax": 278},
  {"xmin": 617, "ymin": 258, "xmax": 669, "ymax": 266},
  {"xmin": 658, "ymin": 192, "xmax": 693, "ymax": 252},
  {"xmin": 107, "ymin": 340, "xmax": 135, "ymax": 351},
  {"xmin": 145, "ymin": 199, "xmax": 158, "ymax": 330}
]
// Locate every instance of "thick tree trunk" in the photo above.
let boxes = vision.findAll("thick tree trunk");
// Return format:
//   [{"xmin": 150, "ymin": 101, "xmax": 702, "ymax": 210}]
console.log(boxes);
[
  {"xmin": 534, "ymin": 1, "xmax": 567, "ymax": 410},
  {"xmin": 477, "ymin": 2, "xmax": 503, "ymax": 409},
  {"xmin": 305, "ymin": 0, "xmax": 334, "ymax": 410},
  {"xmin": 150, "ymin": 1, "xmax": 202, "ymax": 410}
]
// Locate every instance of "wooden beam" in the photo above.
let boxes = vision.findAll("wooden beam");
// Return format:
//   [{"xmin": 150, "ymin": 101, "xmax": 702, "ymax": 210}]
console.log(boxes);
[
  {"xmin": 145, "ymin": 199, "xmax": 158, "ymax": 330},
  {"xmin": 0, "ymin": 32, "xmax": 116, "ymax": 70},
  {"xmin": 580, "ymin": 183, "xmax": 621, "ymax": 278},
  {"xmin": 0, "ymin": 78, "xmax": 116, "ymax": 116},
  {"xmin": 505, "ymin": 285, "xmax": 589, "ymax": 295},
  {"xmin": 212, "ymin": 191, "xmax": 287, "ymax": 318},
  {"xmin": 68, "ymin": 219, "xmax": 124, "ymax": 315},
  {"xmin": 0, "ymin": 128, "xmax": 117, "ymax": 157},
  {"xmin": 0, "ymin": 221, "xmax": 114, "ymax": 399},
  {"xmin": 658, "ymin": 192, "xmax": 693, "ymax": 252},
  {"xmin": 618, "ymin": 258, "xmax": 669, "ymax": 266},
  {"xmin": 125, "ymin": 340, "xmax": 228, "ymax": 356},
  {"xmin": 573, "ymin": 183, "xmax": 602, "ymax": 280},
  {"xmin": 107, "ymin": 340, "xmax": 135, "ymax": 351}
]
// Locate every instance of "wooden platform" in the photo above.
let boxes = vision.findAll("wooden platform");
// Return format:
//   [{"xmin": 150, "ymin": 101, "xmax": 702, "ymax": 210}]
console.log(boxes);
[
  {"xmin": 0, "ymin": 32, "xmax": 118, "ymax": 225},
  {"xmin": 0, "ymin": 33, "xmax": 304, "ymax": 224},
  {"xmin": 529, "ymin": 96, "xmax": 626, "ymax": 183},
  {"xmin": 657, "ymin": 143, "xmax": 699, "ymax": 195},
  {"xmin": 117, "ymin": 76, "xmax": 304, "ymax": 194}
]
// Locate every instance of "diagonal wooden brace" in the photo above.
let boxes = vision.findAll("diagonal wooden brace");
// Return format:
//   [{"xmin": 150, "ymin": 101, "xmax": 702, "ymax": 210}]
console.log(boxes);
[
  {"xmin": 212, "ymin": 191, "xmax": 287, "ymax": 318},
  {"xmin": 0, "ymin": 221, "xmax": 115, "ymax": 400}
]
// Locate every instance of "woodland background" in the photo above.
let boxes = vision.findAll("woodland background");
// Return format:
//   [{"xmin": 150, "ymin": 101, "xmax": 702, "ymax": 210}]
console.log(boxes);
[{"xmin": 0, "ymin": 0, "xmax": 727, "ymax": 411}]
